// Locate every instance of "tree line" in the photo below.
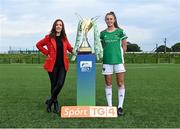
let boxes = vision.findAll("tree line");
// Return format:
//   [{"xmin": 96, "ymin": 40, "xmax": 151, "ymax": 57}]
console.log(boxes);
[{"xmin": 127, "ymin": 42, "xmax": 180, "ymax": 52}]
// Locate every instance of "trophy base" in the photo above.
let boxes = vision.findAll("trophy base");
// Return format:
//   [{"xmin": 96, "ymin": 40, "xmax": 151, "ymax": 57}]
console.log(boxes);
[{"xmin": 78, "ymin": 47, "xmax": 92, "ymax": 54}]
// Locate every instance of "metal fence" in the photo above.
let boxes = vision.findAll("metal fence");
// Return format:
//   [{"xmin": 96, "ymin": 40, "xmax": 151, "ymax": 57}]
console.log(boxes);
[{"xmin": 0, "ymin": 52, "xmax": 180, "ymax": 64}]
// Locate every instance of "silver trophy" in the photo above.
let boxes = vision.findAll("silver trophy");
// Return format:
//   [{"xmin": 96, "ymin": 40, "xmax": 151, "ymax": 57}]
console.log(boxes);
[
  {"xmin": 71, "ymin": 15, "xmax": 103, "ymax": 61},
  {"xmin": 78, "ymin": 19, "xmax": 93, "ymax": 53}
]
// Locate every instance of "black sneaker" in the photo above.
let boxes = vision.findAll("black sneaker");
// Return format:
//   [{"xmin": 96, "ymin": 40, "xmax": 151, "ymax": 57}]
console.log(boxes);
[
  {"xmin": 46, "ymin": 99, "xmax": 53, "ymax": 113},
  {"xmin": 45, "ymin": 99, "xmax": 49, "ymax": 104},
  {"xmin": 117, "ymin": 107, "xmax": 124, "ymax": 116},
  {"xmin": 53, "ymin": 100, "xmax": 60, "ymax": 114}
]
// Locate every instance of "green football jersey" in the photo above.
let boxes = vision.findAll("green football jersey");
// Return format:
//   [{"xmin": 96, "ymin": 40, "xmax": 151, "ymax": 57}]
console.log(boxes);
[{"xmin": 100, "ymin": 28, "xmax": 128, "ymax": 64}]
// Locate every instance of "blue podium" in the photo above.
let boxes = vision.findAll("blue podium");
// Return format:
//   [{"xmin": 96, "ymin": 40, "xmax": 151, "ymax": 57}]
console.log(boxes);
[{"xmin": 77, "ymin": 54, "xmax": 96, "ymax": 106}]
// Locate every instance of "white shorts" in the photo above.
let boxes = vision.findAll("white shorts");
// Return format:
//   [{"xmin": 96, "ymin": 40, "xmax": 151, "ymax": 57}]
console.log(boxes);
[{"xmin": 102, "ymin": 64, "xmax": 126, "ymax": 75}]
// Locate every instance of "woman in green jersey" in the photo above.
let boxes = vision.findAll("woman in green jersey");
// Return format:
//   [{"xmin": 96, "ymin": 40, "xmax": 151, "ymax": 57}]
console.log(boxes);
[{"xmin": 100, "ymin": 11, "xmax": 128, "ymax": 116}]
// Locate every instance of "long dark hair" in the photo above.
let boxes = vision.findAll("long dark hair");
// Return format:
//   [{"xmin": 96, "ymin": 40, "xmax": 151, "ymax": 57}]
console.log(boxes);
[
  {"xmin": 105, "ymin": 11, "xmax": 120, "ymax": 28},
  {"xmin": 49, "ymin": 19, "xmax": 66, "ymax": 39}
]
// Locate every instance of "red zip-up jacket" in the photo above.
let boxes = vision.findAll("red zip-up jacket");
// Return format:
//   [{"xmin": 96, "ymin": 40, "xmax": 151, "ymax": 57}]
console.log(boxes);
[{"xmin": 36, "ymin": 34, "xmax": 73, "ymax": 72}]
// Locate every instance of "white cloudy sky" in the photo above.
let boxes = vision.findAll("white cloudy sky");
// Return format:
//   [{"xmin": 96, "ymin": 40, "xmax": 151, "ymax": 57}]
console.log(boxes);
[{"xmin": 0, "ymin": 0, "xmax": 180, "ymax": 52}]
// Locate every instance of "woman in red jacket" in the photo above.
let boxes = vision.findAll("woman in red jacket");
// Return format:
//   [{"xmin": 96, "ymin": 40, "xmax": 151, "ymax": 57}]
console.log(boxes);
[{"xmin": 36, "ymin": 19, "xmax": 73, "ymax": 113}]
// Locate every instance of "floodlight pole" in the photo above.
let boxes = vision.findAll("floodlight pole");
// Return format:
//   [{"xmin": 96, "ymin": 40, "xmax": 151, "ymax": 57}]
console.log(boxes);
[
  {"xmin": 164, "ymin": 38, "xmax": 167, "ymax": 53},
  {"xmin": 156, "ymin": 44, "xmax": 158, "ymax": 52}
]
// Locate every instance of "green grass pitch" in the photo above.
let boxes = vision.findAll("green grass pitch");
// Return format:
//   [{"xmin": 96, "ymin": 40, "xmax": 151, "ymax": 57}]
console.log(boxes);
[{"xmin": 0, "ymin": 64, "xmax": 180, "ymax": 128}]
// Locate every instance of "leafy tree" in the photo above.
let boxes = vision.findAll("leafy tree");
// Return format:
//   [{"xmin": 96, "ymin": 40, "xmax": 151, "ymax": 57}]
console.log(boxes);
[
  {"xmin": 171, "ymin": 42, "xmax": 180, "ymax": 52},
  {"xmin": 127, "ymin": 42, "xmax": 141, "ymax": 52},
  {"xmin": 155, "ymin": 45, "xmax": 171, "ymax": 52}
]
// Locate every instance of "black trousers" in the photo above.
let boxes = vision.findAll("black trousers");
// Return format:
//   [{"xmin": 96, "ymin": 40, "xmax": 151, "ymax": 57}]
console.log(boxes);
[{"xmin": 48, "ymin": 65, "xmax": 66, "ymax": 101}]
